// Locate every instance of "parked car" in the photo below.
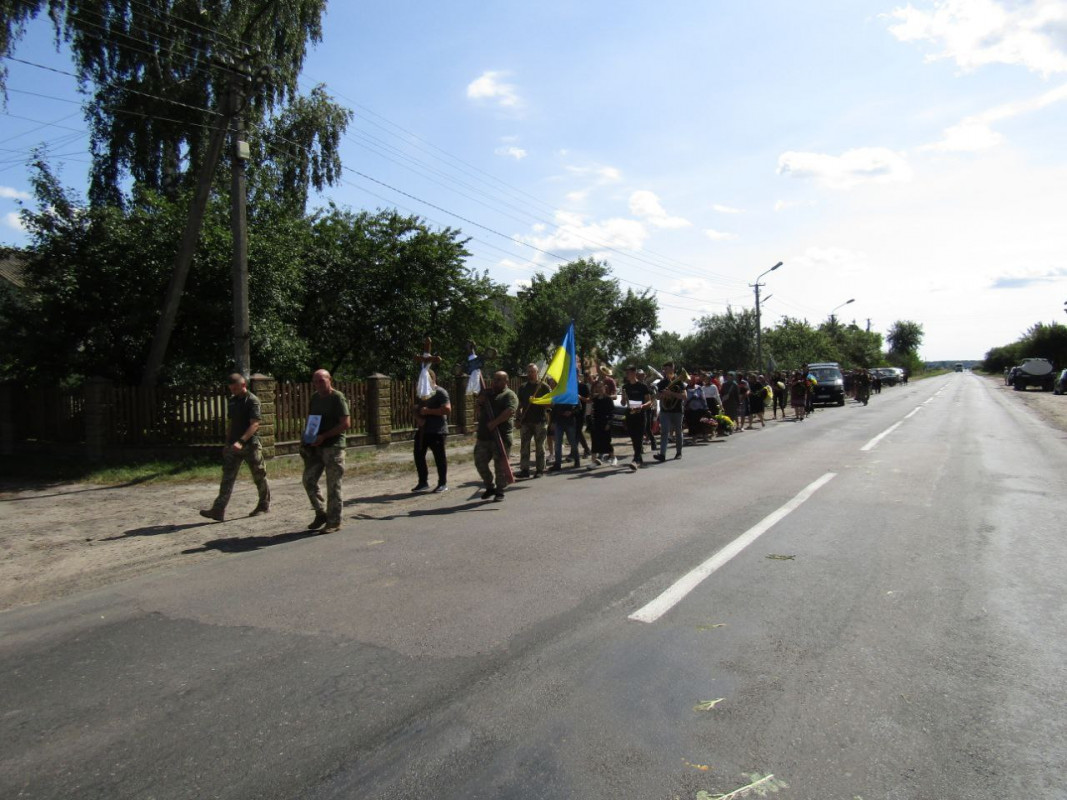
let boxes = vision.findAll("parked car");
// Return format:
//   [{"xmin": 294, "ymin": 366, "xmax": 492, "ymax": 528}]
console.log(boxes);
[
  {"xmin": 871, "ymin": 367, "xmax": 899, "ymax": 386},
  {"xmin": 1054, "ymin": 369, "xmax": 1067, "ymax": 395},
  {"xmin": 808, "ymin": 362, "xmax": 845, "ymax": 406},
  {"xmin": 1013, "ymin": 357, "xmax": 1055, "ymax": 392}
]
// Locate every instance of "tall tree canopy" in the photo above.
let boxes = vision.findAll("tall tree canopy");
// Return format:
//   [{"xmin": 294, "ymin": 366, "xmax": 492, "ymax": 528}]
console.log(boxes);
[
  {"xmin": 0, "ymin": 0, "xmax": 349, "ymax": 206},
  {"xmin": 0, "ymin": 165, "xmax": 510, "ymax": 384},
  {"xmin": 887, "ymin": 320, "xmax": 924, "ymax": 356},
  {"xmin": 508, "ymin": 259, "xmax": 658, "ymax": 369},
  {"xmin": 683, "ymin": 307, "xmax": 758, "ymax": 370}
]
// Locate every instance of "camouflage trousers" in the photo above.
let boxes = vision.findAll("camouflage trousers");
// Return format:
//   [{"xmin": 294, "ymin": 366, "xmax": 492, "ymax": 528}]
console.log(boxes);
[
  {"xmin": 519, "ymin": 421, "xmax": 547, "ymax": 473},
  {"xmin": 474, "ymin": 435, "xmax": 512, "ymax": 491},
  {"xmin": 300, "ymin": 444, "xmax": 345, "ymax": 525},
  {"xmin": 211, "ymin": 442, "xmax": 270, "ymax": 512}
]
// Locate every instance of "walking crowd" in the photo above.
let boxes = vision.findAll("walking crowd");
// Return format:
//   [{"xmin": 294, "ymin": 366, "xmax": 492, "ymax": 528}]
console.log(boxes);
[{"xmin": 197, "ymin": 361, "xmax": 898, "ymax": 527}]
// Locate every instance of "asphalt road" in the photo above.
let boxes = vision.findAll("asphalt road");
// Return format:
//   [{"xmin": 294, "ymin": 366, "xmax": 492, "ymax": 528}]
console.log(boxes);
[{"xmin": 2, "ymin": 373, "xmax": 1065, "ymax": 799}]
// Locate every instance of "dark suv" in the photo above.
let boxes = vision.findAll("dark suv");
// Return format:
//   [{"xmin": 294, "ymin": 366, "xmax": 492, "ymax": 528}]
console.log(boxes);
[{"xmin": 808, "ymin": 363, "xmax": 845, "ymax": 406}]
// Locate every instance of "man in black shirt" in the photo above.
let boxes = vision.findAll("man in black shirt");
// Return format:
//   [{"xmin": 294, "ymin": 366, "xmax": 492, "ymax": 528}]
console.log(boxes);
[
  {"xmin": 200, "ymin": 373, "xmax": 270, "ymax": 521},
  {"xmin": 622, "ymin": 365, "xmax": 653, "ymax": 471},
  {"xmin": 412, "ymin": 370, "xmax": 451, "ymax": 493}
]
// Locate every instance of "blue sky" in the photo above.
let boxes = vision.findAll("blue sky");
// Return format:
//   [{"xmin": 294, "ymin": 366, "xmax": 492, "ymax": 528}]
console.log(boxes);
[{"xmin": 3, "ymin": 0, "xmax": 1067, "ymax": 360}]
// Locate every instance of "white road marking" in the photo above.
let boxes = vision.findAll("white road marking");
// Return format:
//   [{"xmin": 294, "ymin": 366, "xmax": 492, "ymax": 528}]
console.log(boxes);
[
  {"xmin": 904, "ymin": 407, "xmax": 922, "ymax": 420},
  {"xmin": 628, "ymin": 472, "xmax": 837, "ymax": 624},
  {"xmin": 860, "ymin": 420, "xmax": 903, "ymax": 451}
]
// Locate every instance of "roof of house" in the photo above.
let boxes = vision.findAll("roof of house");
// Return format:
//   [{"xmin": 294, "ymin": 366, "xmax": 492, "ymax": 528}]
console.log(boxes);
[{"xmin": 0, "ymin": 251, "xmax": 27, "ymax": 288}]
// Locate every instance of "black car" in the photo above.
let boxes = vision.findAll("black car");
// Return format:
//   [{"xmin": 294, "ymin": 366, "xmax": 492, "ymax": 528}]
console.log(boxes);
[{"xmin": 808, "ymin": 364, "xmax": 845, "ymax": 406}]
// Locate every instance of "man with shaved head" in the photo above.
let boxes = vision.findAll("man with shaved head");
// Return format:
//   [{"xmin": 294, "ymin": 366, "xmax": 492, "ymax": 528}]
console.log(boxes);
[
  {"xmin": 300, "ymin": 369, "xmax": 350, "ymax": 533},
  {"xmin": 200, "ymin": 373, "xmax": 270, "ymax": 521}
]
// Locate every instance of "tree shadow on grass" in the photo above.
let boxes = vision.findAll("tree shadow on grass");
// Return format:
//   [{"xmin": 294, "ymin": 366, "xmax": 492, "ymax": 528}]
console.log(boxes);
[
  {"xmin": 181, "ymin": 529, "xmax": 323, "ymax": 555},
  {"xmin": 101, "ymin": 520, "xmax": 215, "ymax": 541}
]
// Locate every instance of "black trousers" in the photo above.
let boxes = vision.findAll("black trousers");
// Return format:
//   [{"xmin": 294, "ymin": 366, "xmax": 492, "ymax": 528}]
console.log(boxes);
[
  {"xmin": 414, "ymin": 430, "xmax": 447, "ymax": 486},
  {"xmin": 626, "ymin": 413, "xmax": 645, "ymax": 463}
]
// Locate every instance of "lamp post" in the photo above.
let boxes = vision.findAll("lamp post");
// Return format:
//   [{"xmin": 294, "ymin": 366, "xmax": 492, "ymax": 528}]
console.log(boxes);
[
  {"xmin": 752, "ymin": 261, "xmax": 782, "ymax": 371},
  {"xmin": 828, "ymin": 298, "xmax": 855, "ymax": 326}
]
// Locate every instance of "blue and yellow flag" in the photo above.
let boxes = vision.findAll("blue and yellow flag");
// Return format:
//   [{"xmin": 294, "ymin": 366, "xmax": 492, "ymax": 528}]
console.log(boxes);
[{"xmin": 531, "ymin": 322, "xmax": 578, "ymax": 405}]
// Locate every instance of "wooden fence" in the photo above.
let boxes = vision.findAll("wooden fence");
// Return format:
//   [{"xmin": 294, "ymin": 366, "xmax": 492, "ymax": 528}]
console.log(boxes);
[
  {"xmin": 275, "ymin": 380, "xmax": 369, "ymax": 443},
  {"xmin": 110, "ymin": 384, "xmax": 229, "ymax": 446},
  {"xmin": 13, "ymin": 384, "xmax": 85, "ymax": 444},
  {"xmin": 1, "ymin": 372, "xmax": 488, "ymax": 459}
]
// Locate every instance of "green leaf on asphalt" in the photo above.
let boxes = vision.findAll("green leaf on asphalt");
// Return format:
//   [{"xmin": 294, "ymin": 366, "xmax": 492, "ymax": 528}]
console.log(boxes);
[
  {"xmin": 697, "ymin": 772, "xmax": 789, "ymax": 799},
  {"xmin": 765, "ymin": 554, "xmax": 796, "ymax": 560},
  {"xmin": 696, "ymin": 623, "xmax": 728, "ymax": 631},
  {"xmin": 694, "ymin": 698, "xmax": 725, "ymax": 711}
]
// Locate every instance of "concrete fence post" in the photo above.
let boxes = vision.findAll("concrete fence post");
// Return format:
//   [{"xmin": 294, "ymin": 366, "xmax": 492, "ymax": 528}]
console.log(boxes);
[
  {"xmin": 366, "ymin": 373, "xmax": 392, "ymax": 447},
  {"xmin": 249, "ymin": 374, "xmax": 276, "ymax": 459},
  {"xmin": 84, "ymin": 376, "xmax": 114, "ymax": 461}
]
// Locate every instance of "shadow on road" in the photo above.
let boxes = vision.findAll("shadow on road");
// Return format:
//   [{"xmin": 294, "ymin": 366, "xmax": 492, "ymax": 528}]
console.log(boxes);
[
  {"xmin": 102, "ymin": 520, "xmax": 215, "ymax": 541},
  {"xmin": 180, "ymin": 529, "xmax": 322, "ymax": 555}
]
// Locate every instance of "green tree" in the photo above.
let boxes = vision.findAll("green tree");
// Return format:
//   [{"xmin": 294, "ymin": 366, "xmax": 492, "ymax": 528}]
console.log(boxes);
[
  {"xmin": 683, "ymin": 307, "xmax": 757, "ymax": 370},
  {"xmin": 509, "ymin": 259, "xmax": 658, "ymax": 370},
  {"xmin": 818, "ymin": 320, "xmax": 883, "ymax": 368},
  {"xmin": 887, "ymin": 320, "xmax": 924, "ymax": 357},
  {"xmin": 0, "ymin": 0, "xmax": 349, "ymax": 207},
  {"xmin": 763, "ymin": 317, "xmax": 838, "ymax": 370},
  {"xmin": 300, "ymin": 207, "xmax": 509, "ymax": 379},
  {"xmin": 0, "ymin": 160, "xmax": 312, "ymax": 384}
]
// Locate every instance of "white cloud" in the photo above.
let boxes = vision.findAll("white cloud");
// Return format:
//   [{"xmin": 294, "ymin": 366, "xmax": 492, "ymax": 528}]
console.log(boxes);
[
  {"xmin": 704, "ymin": 228, "xmax": 738, "ymax": 241},
  {"xmin": 564, "ymin": 190, "xmax": 588, "ymax": 204},
  {"xmin": 777, "ymin": 147, "xmax": 914, "ymax": 188},
  {"xmin": 923, "ymin": 81, "xmax": 1067, "ymax": 151},
  {"xmin": 789, "ymin": 246, "xmax": 871, "ymax": 277},
  {"xmin": 0, "ymin": 186, "xmax": 31, "ymax": 201},
  {"xmin": 774, "ymin": 198, "xmax": 817, "ymax": 212},
  {"xmin": 509, "ymin": 278, "xmax": 532, "ymax": 294},
  {"xmin": 466, "ymin": 70, "xmax": 523, "ymax": 108},
  {"xmin": 712, "ymin": 204, "xmax": 743, "ymax": 214},
  {"xmin": 520, "ymin": 209, "xmax": 648, "ymax": 255},
  {"xmin": 4, "ymin": 212, "xmax": 25, "ymax": 231},
  {"xmin": 628, "ymin": 190, "xmax": 691, "ymax": 229},
  {"xmin": 564, "ymin": 164, "xmax": 622, "ymax": 183},
  {"xmin": 498, "ymin": 258, "xmax": 529, "ymax": 272},
  {"xmin": 886, "ymin": 0, "xmax": 1067, "ymax": 77},
  {"xmin": 494, "ymin": 145, "xmax": 528, "ymax": 160}
]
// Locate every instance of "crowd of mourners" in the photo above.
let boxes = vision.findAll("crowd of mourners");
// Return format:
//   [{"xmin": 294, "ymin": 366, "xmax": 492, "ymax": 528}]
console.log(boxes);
[{"xmin": 198, "ymin": 362, "xmax": 898, "ymax": 527}]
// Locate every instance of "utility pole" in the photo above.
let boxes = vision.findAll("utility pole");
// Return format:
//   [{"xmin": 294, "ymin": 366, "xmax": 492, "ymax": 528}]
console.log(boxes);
[
  {"xmin": 751, "ymin": 261, "xmax": 783, "ymax": 372},
  {"xmin": 866, "ymin": 318, "xmax": 872, "ymax": 332},
  {"xmin": 230, "ymin": 81, "xmax": 250, "ymax": 378}
]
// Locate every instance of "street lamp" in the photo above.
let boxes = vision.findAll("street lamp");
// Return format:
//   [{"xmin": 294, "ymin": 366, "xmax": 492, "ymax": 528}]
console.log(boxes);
[
  {"xmin": 752, "ymin": 261, "xmax": 783, "ymax": 371},
  {"xmin": 829, "ymin": 298, "xmax": 855, "ymax": 326}
]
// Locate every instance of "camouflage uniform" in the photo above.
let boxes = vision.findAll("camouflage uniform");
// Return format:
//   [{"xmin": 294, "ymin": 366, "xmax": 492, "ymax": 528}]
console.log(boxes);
[
  {"xmin": 209, "ymin": 390, "xmax": 270, "ymax": 513},
  {"xmin": 474, "ymin": 387, "xmax": 518, "ymax": 492},
  {"xmin": 300, "ymin": 444, "xmax": 345, "ymax": 525},
  {"xmin": 301, "ymin": 388, "xmax": 350, "ymax": 526}
]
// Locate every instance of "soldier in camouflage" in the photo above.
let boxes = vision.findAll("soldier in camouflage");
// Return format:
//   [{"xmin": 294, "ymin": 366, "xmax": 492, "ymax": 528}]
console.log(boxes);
[
  {"xmin": 300, "ymin": 369, "xmax": 351, "ymax": 533},
  {"xmin": 200, "ymin": 374, "xmax": 271, "ymax": 521}
]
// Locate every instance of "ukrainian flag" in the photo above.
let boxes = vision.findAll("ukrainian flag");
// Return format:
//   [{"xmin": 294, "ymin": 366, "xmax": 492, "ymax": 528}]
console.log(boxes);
[{"xmin": 531, "ymin": 322, "xmax": 579, "ymax": 405}]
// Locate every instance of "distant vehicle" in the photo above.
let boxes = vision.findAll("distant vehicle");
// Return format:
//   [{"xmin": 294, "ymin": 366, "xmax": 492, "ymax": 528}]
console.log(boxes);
[
  {"xmin": 1013, "ymin": 358, "xmax": 1055, "ymax": 392},
  {"xmin": 1054, "ymin": 369, "xmax": 1067, "ymax": 395},
  {"xmin": 954, "ymin": 363, "xmax": 963, "ymax": 372},
  {"xmin": 871, "ymin": 367, "xmax": 900, "ymax": 386},
  {"xmin": 808, "ymin": 362, "xmax": 845, "ymax": 406}
]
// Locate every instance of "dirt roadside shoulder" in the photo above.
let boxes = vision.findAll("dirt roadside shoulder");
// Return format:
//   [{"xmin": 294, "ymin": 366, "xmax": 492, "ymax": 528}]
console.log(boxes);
[
  {"xmin": 978, "ymin": 371, "xmax": 1067, "ymax": 434},
  {"xmin": 0, "ymin": 440, "xmax": 497, "ymax": 613}
]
